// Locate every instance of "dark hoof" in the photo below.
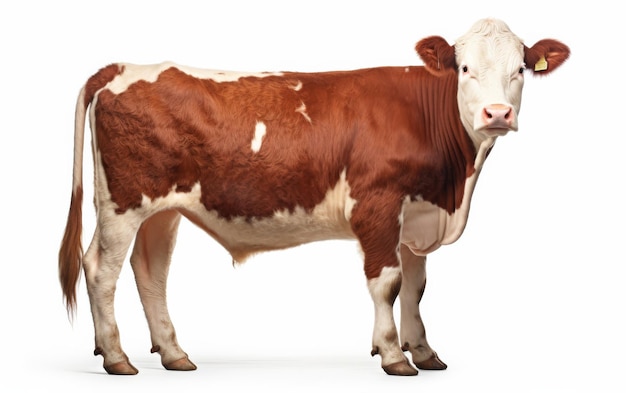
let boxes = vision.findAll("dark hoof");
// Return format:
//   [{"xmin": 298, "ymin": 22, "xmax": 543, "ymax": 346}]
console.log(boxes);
[
  {"xmin": 415, "ymin": 352, "xmax": 447, "ymax": 370},
  {"xmin": 382, "ymin": 359, "xmax": 419, "ymax": 376},
  {"xmin": 164, "ymin": 357, "xmax": 197, "ymax": 371},
  {"xmin": 104, "ymin": 360, "xmax": 139, "ymax": 375}
]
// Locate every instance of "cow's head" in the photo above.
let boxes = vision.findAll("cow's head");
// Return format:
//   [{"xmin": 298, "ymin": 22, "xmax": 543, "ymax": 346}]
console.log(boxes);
[{"xmin": 416, "ymin": 18, "xmax": 569, "ymax": 144}]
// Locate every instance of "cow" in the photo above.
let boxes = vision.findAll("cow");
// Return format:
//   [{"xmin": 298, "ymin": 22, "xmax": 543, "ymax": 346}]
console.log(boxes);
[{"xmin": 59, "ymin": 18, "xmax": 569, "ymax": 376}]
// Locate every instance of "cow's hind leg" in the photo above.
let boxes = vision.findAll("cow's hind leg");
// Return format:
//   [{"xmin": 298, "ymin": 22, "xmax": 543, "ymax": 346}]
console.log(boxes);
[
  {"xmin": 84, "ymin": 216, "xmax": 141, "ymax": 375},
  {"xmin": 129, "ymin": 210, "xmax": 196, "ymax": 371},
  {"xmin": 399, "ymin": 245, "xmax": 447, "ymax": 370}
]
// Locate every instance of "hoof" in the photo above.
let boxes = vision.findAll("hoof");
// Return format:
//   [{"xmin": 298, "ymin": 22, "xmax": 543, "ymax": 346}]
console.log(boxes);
[
  {"xmin": 104, "ymin": 361, "xmax": 139, "ymax": 375},
  {"xmin": 164, "ymin": 357, "xmax": 197, "ymax": 371},
  {"xmin": 415, "ymin": 352, "xmax": 447, "ymax": 370},
  {"xmin": 382, "ymin": 359, "xmax": 419, "ymax": 376}
]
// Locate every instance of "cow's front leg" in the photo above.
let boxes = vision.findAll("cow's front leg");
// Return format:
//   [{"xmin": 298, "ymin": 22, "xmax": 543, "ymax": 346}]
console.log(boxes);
[
  {"xmin": 367, "ymin": 265, "xmax": 417, "ymax": 375},
  {"xmin": 399, "ymin": 245, "xmax": 447, "ymax": 370},
  {"xmin": 130, "ymin": 210, "xmax": 196, "ymax": 371},
  {"xmin": 352, "ymin": 196, "xmax": 417, "ymax": 376}
]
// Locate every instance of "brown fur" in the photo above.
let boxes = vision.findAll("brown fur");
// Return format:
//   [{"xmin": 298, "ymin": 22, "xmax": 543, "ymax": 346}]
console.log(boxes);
[
  {"xmin": 415, "ymin": 36, "xmax": 457, "ymax": 75},
  {"xmin": 58, "ymin": 186, "xmax": 83, "ymax": 314},
  {"xmin": 524, "ymin": 39, "xmax": 571, "ymax": 75}
]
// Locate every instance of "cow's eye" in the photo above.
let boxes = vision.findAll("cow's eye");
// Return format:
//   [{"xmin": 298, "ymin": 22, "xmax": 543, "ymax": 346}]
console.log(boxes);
[
  {"xmin": 519, "ymin": 67, "xmax": 525, "ymax": 74},
  {"xmin": 462, "ymin": 65, "xmax": 469, "ymax": 73}
]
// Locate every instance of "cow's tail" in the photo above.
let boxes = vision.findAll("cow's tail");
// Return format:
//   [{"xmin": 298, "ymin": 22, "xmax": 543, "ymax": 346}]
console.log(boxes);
[
  {"xmin": 59, "ymin": 84, "xmax": 88, "ymax": 317},
  {"xmin": 59, "ymin": 64, "xmax": 122, "ymax": 317}
]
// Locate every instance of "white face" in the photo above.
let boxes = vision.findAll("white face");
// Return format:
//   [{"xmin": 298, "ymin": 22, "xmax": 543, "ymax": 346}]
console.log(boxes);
[{"xmin": 454, "ymin": 19, "xmax": 526, "ymax": 144}]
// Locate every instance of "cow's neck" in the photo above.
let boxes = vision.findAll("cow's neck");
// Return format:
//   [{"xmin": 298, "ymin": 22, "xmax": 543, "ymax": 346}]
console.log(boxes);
[
  {"xmin": 439, "ymin": 135, "xmax": 495, "ymax": 245},
  {"xmin": 399, "ymin": 69, "xmax": 497, "ymax": 254},
  {"xmin": 408, "ymin": 69, "xmax": 482, "ymax": 214}
]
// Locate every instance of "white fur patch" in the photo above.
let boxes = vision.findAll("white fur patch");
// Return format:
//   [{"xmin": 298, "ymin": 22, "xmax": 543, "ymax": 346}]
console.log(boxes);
[
  {"xmin": 367, "ymin": 265, "xmax": 402, "ymax": 301},
  {"xmin": 454, "ymin": 19, "xmax": 524, "ymax": 146},
  {"xmin": 295, "ymin": 102, "xmax": 312, "ymax": 123},
  {"xmin": 250, "ymin": 121, "xmax": 267, "ymax": 153},
  {"xmin": 366, "ymin": 265, "xmax": 406, "ymax": 365},
  {"xmin": 291, "ymin": 80, "xmax": 303, "ymax": 91},
  {"xmin": 104, "ymin": 62, "xmax": 284, "ymax": 95}
]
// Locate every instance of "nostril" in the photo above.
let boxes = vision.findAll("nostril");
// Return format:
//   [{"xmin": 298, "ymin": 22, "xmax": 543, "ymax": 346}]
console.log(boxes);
[{"xmin": 483, "ymin": 105, "xmax": 514, "ymax": 127}]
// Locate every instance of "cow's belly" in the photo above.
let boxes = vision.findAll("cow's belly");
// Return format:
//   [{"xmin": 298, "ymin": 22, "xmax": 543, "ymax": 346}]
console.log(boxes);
[
  {"xmin": 185, "ymin": 199, "xmax": 356, "ymax": 262},
  {"xmin": 129, "ymin": 171, "xmax": 357, "ymax": 262}
]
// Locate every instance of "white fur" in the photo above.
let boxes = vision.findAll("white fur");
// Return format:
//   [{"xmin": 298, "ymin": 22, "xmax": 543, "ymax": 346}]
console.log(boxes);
[
  {"xmin": 104, "ymin": 62, "xmax": 283, "ymax": 95},
  {"xmin": 295, "ymin": 102, "xmax": 312, "ymax": 123},
  {"xmin": 367, "ymin": 265, "xmax": 407, "ymax": 366},
  {"xmin": 291, "ymin": 80, "xmax": 303, "ymax": 91},
  {"xmin": 250, "ymin": 121, "xmax": 267, "ymax": 153},
  {"xmin": 454, "ymin": 19, "xmax": 525, "ymax": 146},
  {"xmin": 72, "ymin": 88, "xmax": 86, "ymax": 193}
]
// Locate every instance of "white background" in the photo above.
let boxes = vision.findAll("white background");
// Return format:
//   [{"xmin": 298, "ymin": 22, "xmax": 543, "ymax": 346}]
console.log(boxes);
[{"xmin": 1, "ymin": 1, "xmax": 624, "ymax": 392}]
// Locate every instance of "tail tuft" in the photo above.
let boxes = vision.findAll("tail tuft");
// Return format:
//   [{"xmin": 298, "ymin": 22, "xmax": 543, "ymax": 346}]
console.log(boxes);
[{"xmin": 59, "ymin": 186, "xmax": 84, "ymax": 316}]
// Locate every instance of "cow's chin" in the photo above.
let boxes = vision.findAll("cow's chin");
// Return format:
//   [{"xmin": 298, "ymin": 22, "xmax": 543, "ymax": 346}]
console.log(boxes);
[{"xmin": 479, "ymin": 127, "xmax": 514, "ymax": 137}]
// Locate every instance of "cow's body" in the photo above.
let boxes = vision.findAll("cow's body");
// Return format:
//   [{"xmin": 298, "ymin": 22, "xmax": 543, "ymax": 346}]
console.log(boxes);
[{"xmin": 59, "ymin": 19, "xmax": 569, "ymax": 376}]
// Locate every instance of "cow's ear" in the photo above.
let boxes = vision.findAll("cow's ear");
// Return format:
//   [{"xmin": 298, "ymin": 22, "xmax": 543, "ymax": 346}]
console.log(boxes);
[
  {"xmin": 524, "ymin": 39, "xmax": 570, "ymax": 76},
  {"xmin": 416, "ymin": 36, "xmax": 457, "ymax": 75}
]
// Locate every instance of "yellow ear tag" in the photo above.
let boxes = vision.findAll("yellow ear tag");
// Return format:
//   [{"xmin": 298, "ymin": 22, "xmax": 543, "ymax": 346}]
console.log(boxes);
[{"xmin": 534, "ymin": 56, "xmax": 548, "ymax": 71}]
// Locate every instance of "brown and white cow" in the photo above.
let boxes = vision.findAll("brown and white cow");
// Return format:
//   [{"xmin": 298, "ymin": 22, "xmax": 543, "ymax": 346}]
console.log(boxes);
[{"xmin": 59, "ymin": 18, "xmax": 569, "ymax": 376}]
